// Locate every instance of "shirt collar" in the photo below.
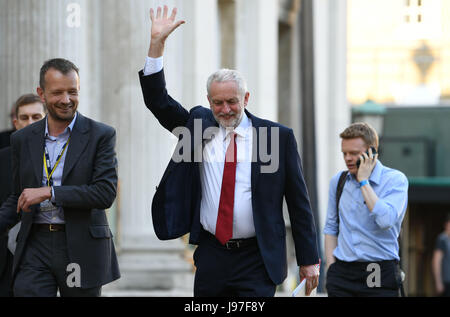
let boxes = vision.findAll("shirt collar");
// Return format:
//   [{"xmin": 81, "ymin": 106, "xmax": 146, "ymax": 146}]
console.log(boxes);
[
  {"xmin": 222, "ymin": 112, "xmax": 251, "ymax": 141},
  {"xmin": 369, "ymin": 160, "xmax": 383, "ymax": 185},
  {"xmin": 45, "ymin": 112, "xmax": 78, "ymax": 137}
]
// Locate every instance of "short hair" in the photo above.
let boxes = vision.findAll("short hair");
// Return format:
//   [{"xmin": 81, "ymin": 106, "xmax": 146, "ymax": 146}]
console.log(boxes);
[
  {"xmin": 14, "ymin": 93, "xmax": 46, "ymax": 118},
  {"xmin": 39, "ymin": 58, "xmax": 79, "ymax": 90},
  {"xmin": 207, "ymin": 69, "xmax": 248, "ymax": 97},
  {"xmin": 340, "ymin": 122, "xmax": 379, "ymax": 150}
]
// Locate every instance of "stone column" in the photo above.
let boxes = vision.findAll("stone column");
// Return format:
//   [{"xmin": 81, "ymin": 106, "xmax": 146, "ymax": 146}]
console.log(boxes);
[
  {"xmin": 0, "ymin": 0, "xmax": 92, "ymax": 127},
  {"xmin": 181, "ymin": 0, "xmax": 220, "ymax": 109},
  {"xmin": 313, "ymin": 0, "xmax": 349, "ymax": 239},
  {"xmin": 235, "ymin": 0, "xmax": 279, "ymax": 121},
  {"xmin": 97, "ymin": 0, "xmax": 197, "ymax": 293},
  {"xmin": 278, "ymin": 0, "xmax": 302, "ymax": 147}
]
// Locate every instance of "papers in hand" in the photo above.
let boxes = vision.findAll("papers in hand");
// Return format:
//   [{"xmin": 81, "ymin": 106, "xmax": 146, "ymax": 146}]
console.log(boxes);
[
  {"xmin": 292, "ymin": 261, "xmax": 320, "ymax": 297},
  {"xmin": 292, "ymin": 278, "xmax": 317, "ymax": 297},
  {"xmin": 7, "ymin": 222, "xmax": 21, "ymax": 254}
]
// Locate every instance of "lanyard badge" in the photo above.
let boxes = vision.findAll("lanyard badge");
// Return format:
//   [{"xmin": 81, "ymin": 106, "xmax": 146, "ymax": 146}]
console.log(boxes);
[{"xmin": 43, "ymin": 138, "xmax": 70, "ymax": 186}]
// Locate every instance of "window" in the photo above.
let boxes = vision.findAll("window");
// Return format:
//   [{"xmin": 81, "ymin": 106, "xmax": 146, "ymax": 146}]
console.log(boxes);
[{"xmin": 404, "ymin": 0, "xmax": 425, "ymax": 24}]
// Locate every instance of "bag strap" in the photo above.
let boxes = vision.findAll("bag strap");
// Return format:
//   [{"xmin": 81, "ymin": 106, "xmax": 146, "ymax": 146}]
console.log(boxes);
[{"xmin": 335, "ymin": 171, "xmax": 349, "ymax": 234}]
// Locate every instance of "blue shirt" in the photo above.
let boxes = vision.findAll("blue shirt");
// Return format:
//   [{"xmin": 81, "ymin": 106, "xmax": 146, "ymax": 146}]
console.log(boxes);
[
  {"xmin": 323, "ymin": 161, "xmax": 409, "ymax": 262},
  {"xmin": 34, "ymin": 113, "xmax": 77, "ymax": 224}
]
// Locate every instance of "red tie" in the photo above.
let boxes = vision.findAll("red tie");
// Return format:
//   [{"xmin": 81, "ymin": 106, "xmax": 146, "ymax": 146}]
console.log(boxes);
[{"xmin": 215, "ymin": 133, "xmax": 237, "ymax": 245}]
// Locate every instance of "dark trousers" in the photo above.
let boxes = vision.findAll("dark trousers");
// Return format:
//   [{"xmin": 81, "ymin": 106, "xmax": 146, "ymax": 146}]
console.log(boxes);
[
  {"xmin": 0, "ymin": 249, "xmax": 13, "ymax": 297},
  {"xmin": 193, "ymin": 230, "xmax": 276, "ymax": 297},
  {"xmin": 326, "ymin": 259, "xmax": 402, "ymax": 297},
  {"xmin": 442, "ymin": 283, "xmax": 450, "ymax": 297},
  {"xmin": 13, "ymin": 229, "xmax": 101, "ymax": 297}
]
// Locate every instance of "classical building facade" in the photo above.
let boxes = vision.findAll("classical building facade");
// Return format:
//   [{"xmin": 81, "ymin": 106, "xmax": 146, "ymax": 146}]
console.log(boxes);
[{"xmin": 0, "ymin": 0, "xmax": 348, "ymax": 295}]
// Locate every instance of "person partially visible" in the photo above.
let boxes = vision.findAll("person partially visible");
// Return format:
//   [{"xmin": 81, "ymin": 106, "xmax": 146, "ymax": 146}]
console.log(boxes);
[
  {"xmin": 0, "ymin": 94, "xmax": 46, "ymax": 202},
  {"xmin": 0, "ymin": 94, "xmax": 46, "ymax": 297},
  {"xmin": 0, "ymin": 105, "xmax": 17, "ymax": 150},
  {"xmin": 324, "ymin": 122, "xmax": 408, "ymax": 297},
  {"xmin": 432, "ymin": 214, "xmax": 450, "ymax": 297}
]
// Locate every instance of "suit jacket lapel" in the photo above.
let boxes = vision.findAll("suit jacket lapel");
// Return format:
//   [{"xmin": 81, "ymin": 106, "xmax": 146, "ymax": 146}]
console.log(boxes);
[
  {"xmin": 245, "ymin": 110, "xmax": 262, "ymax": 198},
  {"xmin": 205, "ymin": 111, "xmax": 219, "ymax": 130},
  {"xmin": 189, "ymin": 110, "xmax": 219, "ymax": 162},
  {"xmin": 62, "ymin": 113, "xmax": 90, "ymax": 184},
  {"xmin": 28, "ymin": 119, "xmax": 46, "ymax": 186},
  {"xmin": 193, "ymin": 110, "xmax": 219, "ymax": 149}
]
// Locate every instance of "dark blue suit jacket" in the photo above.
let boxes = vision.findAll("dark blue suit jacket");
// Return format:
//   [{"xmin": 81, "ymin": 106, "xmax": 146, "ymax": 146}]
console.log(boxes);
[
  {"xmin": 0, "ymin": 113, "xmax": 120, "ymax": 288},
  {"xmin": 139, "ymin": 69, "xmax": 319, "ymax": 285}
]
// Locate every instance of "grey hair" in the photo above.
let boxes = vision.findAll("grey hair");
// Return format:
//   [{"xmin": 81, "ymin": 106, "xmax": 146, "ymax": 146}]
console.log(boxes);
[{"xmin": 206, "ymin": 69, "xmax": 248, "ymax": 97}]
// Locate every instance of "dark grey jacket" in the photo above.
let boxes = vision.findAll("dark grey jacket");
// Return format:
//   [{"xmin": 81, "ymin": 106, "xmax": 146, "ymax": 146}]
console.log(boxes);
[{"xmin": 0, "ymin": 112, "xmax": 120, "ymax": 288}]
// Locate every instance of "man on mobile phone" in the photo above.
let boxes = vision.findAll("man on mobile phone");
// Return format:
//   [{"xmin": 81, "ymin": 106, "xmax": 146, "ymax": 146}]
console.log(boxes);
[{"xmin": 323, "ymin": 122, "xmax": 408, "ymax": 297}]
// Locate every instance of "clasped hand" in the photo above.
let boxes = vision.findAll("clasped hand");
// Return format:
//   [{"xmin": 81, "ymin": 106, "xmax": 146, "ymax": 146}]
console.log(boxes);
[{"xmin": 17, "ymin": 187, "xmax": 52, "ymax": 213}]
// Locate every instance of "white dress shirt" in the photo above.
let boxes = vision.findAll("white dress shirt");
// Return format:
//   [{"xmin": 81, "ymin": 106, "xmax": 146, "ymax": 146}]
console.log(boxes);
[
  {"xmin": 143, "ymin": 56, "xmax": 164, "ymax": 76},
  {"xmin": 199, "ymin": 115, "xmax": 255, "ymax": 239},
  {"xmin": 144, "ymin": 57, "xmax": 256, "ymax": 239}
]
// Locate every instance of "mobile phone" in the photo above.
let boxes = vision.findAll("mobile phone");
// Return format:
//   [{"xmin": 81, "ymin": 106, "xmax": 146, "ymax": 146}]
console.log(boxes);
[{"xmin": 356, "ymin": 147, "xmax": 377, "ymax": 168}]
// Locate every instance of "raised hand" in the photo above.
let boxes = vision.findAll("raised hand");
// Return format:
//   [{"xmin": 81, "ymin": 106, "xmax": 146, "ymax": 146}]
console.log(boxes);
[{"xmin": 148, "ymin": 5, "xmax": 185, "ymax": 58}]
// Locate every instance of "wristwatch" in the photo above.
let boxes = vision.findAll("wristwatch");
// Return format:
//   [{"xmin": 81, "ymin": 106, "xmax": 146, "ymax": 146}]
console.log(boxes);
[{"xmin": 359, "ymin": 179, "xmax": 369, "ymax": 188}]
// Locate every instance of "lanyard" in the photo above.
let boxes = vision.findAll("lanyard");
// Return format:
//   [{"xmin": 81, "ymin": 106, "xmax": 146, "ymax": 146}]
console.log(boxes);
[{"xmin": 43, "ymin": 137, "xmax": 70, "ymax": 186}]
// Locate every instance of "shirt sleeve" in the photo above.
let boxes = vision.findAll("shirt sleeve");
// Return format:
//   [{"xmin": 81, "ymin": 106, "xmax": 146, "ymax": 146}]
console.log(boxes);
[
  {"xmin": 323, "ymin": 174, "xmax": 339, "ymax": 236},
  {"xmin": 371, "ymin": 171, "xmax": 409, "ymax": 230},
  {"xmin": 143, "ymin": 56, "xmax": 164, "ymax": 76}
]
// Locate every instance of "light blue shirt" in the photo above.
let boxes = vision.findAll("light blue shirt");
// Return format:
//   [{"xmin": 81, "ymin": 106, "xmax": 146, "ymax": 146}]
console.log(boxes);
[
  {"xmin": 34, "ymin": 113, "xmax": 77, "ymax": 224},
  {"xmin": 323, "ymin": 161, "xmax": 409, "ymax": 262}
]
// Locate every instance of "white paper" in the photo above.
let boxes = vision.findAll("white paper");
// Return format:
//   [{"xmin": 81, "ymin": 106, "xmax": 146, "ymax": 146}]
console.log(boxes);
[
  {"xmin": 7, "ymin": 221, "xmax": 21, "ymax": 254},
  {"xmin": 291, "ymin": 278, "xmax": 317, "ymax": 297}
]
